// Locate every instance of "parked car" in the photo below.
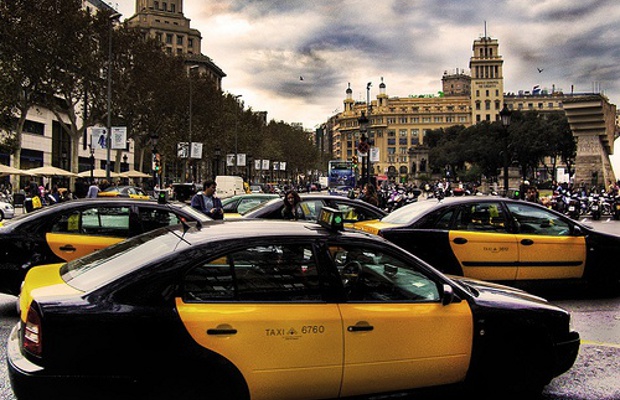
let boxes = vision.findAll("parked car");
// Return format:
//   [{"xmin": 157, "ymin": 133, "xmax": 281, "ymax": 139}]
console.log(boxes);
[
  {"xmin": 352, "ymin": 196, "xmax": 620, "ymax": 290},
  {"xmin": 8, "ymin": 209, "xmax": 579, "ymax": 400},
  {"xmin": 0, "ymin": 197, "xmax": 211, "ymax": 295},
  {"xmin": 241, "ymin": 193, "xmax": 387, "ymax": 226},
  {"xmin": 0, "ymin": 198, "xmax": 15, "ymax": 221},
  {"xmin": 97, "ymin": 185, "xmax": 152, "ymax": 199}
]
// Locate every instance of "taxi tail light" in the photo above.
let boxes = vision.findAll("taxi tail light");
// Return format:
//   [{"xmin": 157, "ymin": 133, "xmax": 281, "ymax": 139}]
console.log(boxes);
[{"xmin": 23, "ymin": 305, "xmax": 43, "ymax": 357}]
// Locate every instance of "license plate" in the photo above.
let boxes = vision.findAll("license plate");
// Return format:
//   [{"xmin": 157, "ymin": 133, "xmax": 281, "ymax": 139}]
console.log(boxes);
[
  {"xmin": 568, "ymin": 206, "xmax": 575, "ymax": 211},
  {"xmin": 591, "ymin": 205, "xmax": 599, "ymax": 211}
]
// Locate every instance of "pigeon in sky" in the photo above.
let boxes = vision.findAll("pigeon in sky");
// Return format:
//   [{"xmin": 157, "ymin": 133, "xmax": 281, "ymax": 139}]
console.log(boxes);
[
  {"xmin": 300, "ymin": 76, "xmax": 304, "ymax": 81},
  {"xmin": 537, "ymin": 68, "xmax": 544, "ymax": 73}
]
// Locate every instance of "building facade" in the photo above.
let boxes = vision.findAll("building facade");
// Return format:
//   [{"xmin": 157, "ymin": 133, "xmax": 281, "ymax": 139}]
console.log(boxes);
[
  {"xmin": 328, "ymin": 34, "xmax": 617, "ymax": 187},
  {"xmin": 126, "ymin": 0, "xmax": 226, "ymax": 90}
]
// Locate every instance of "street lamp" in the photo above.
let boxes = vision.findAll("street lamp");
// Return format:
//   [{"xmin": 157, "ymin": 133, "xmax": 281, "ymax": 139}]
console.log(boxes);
[
  {"xmin": 105, "ymin": 12, "xmax": 122, "ymax": 181},
  {"xmin": 233, "ymin": 94, "xmax": 243, "ymax": 176},
  {"xmin": 499, "ymin": 104, "xmax": 512, "ymax": 197},
  {"xmin": 151, "ymin": 132, "xmax": 159, "ymax": 188},
  {"xmin": 214, "ymin": 146, "xmax": 221, "ymax": 177},
  {"xmin": 187, "ymin": 65, "xmax": 199, "ymax": 182}
]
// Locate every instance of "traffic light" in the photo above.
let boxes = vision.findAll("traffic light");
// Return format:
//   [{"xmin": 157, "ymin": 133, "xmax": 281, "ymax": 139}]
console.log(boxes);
[
  {"xmin": 352, "ymin": 155, "xmax": 358, "ymax": 168},
  {"xmin": 154, "ymin": 153, "xmax": 162, "ymax": 174}
]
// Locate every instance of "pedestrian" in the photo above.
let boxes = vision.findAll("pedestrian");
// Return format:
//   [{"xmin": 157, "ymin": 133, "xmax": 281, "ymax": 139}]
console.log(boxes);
[
  {"xmin": 190, "ymin": 180, "xmax": 224, "ymax": 220},
  {"xmin": 86, "ymin": 181, "xmax": 100, "ymax": 198},
  {"xmin": 281, "ymin": 190, "xmax": 305, "ymax": 220},
  {"xmin": 25, "ymin": 179, "xmax": 42, "ymax": 212},
  {"xmin": 359, "ymin": 183, "xmax": 379, "ymax": 206}
]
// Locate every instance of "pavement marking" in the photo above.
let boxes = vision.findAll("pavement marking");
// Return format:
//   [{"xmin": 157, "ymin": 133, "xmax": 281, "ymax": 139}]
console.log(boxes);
[{"xmin": 580, "ymin": 339, "xmax": 620, "ymax": 349}]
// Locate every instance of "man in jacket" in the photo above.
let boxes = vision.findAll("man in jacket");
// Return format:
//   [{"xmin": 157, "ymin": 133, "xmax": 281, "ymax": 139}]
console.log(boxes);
[{"xmin": 190, "ymin": 180, "xmax": 223, "ymax": 219}]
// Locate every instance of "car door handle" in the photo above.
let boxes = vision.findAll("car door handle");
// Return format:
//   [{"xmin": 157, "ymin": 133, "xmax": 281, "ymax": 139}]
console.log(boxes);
[
  {"xmin": 453, "ymin": 237, "xmax": 468, "ymax": 245},
  {"xmin": 59, "ymin": 245, "xmax": 77, "ymax": 252},
  {"xmin": 520, "ymin": 239, "xmax": 534, "ymax": 246},
  {"xmin": 347, "ymin": 324, "xmax": 374, "ymax": 332},
  {"xmin": 207, "ymin": 325, "xmax": 238, "ymax": 335}
]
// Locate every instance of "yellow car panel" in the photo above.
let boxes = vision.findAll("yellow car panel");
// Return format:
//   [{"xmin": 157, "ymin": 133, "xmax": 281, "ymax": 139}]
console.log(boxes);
[
  {"xmin": 516, "ymin": 234, "xmax": 586, "ymax": 280},
  {"xmin": 449, "ymin": 231, "xmax": 519, "ymax": 281},
  {"xmin": 338, "ymin": 301, "xmax": 473, "ymax": 397},
  {"xmin": 46, "ymin": 232, "xmax": 123, "ymax": 261},
  {"xmin": 350, "ymin": 220, "xmax": 399, "ymax": 235},
  {"xmin": 19, "ymin": 263, "xmax": 82, "ymax": 322},
  {"xmin": 176, "ymin": 300, "xmax": 343, "ymax": 400}
]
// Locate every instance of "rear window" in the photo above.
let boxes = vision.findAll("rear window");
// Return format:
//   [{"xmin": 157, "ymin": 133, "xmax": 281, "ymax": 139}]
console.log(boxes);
[
  {"xmin": 60, "ymin": 228, "xmax": 193, "ymax": 291},
  {"xmin": 381, "ymin": 200, "xmax": 440, "ymax": 224}
]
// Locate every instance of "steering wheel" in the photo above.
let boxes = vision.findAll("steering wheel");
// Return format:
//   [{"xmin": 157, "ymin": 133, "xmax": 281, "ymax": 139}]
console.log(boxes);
[{"xmin": 341, "ymin": 261, "xmax": 362, "ymax": 289}]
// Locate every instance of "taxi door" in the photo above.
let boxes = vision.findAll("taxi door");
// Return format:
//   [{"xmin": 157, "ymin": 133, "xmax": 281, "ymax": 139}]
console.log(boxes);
[
  {"xmin": 449, "ymin": 201, "xmax": 519, "ymax": 281},
  {"xmin": 331, "ymin": 243, "xmax": 473, "ymax": 397},
  {"xmin": 45, "ymin": 206, "xmax": 131, "ymax": 261},
  {"xmin": 505, "ymin": 202, "xmax": 587, "ymax": 280},
  {"xmin": 175, "ymin": 243, "xmax": 343, "ymax": 400}
]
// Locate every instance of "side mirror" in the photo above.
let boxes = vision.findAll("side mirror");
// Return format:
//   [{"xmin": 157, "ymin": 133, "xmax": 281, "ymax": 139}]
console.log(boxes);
[
  {"xmin": 441, "ymin": 284, "xmax": 455, "ymax": 306},
  {"xmin": 572, "ymin": 225, "xmax": 583, "ymax": 236}
]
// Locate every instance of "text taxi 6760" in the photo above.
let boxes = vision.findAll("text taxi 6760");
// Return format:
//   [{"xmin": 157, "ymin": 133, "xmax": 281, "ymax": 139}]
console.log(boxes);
[
  {"xmin": 8, "ymin": 209, "xmax": 579, "ymax": 400},
  {"xmin": 353, "ymin": 196, "xmax": 620, "ymax": 291}
]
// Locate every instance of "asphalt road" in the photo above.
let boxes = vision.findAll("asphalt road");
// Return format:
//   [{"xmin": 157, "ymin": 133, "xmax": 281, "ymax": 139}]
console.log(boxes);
[{"xmin": 0, "ymin": 217, "xmax": 618, "ymax": 399}]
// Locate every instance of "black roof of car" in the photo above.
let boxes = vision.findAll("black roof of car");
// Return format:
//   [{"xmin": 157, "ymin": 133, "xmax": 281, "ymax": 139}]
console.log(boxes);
[
  {"xmin": 0, "ymin": 198, "xmax": 209, "ymax": 230},
  {"xmin": 241, "ymin": 193, "xmax": 387, "ymax": 218}
]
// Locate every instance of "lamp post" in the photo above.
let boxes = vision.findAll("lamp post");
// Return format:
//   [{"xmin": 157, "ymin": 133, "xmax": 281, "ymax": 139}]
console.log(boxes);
[
  {"xmin": 499, "ymin": 104, "xmax": 512, "ymax": 197},
  {"xmin": 214, "ymin": 147, "xmax": 221, "ymax": 178},
  {"xmin": 187, "ymin": 65, "xmax": 199, "ymax": 182},
  {"xmin": 105, "ymin": 12, "xmax": 122, "ymax": 181},
  {"xmin": 151, "ymin": 133, "xmax": 159, "ymax": 188},
  {"xmin": 233, "ymin": 94, "xmax": 243, "ymax": 175},
  {"xmin": 89, "ymin": 145, "xmax": 95, "ymax": 181}
]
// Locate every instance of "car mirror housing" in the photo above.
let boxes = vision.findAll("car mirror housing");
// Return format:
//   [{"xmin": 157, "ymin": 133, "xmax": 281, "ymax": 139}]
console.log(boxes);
[{"xmin": 441, "ymin": 284, "xmax": 455, "ymax": 306}]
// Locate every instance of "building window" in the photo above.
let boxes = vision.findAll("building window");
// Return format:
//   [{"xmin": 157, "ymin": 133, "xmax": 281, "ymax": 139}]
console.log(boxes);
[
  {"xmin": 162, "ymin": 2, "xmax": 167, "ymax": 11},
  {"xmin": 23, "ymin": 120, "xmax": 45, "ymax": 135},
  {"xmin": 154, "ymin": 1, "xmax": 159, "ymax": 10},
  {"xmin": 399, "ymin": 117, "xmax": 408, "ymax": 124},
  {"xmin": 475, "ymin": 101, "xmax": 481, "ymax": 110},
  {"xmin": 411, "ymin": 117, "xmax": 419, "ymax": 123},
  {"xmin": 399, "ymin": 129, "xmax": 407, "ymax": 137},
  {"xmin": 434, "ymin": 117, "xmax": 442, "ymax": 123},
  {"xmin": 548, "ymin": 103, "xmax": 554, "ymax": 109},
  {"xmin": 165, "ymin": 34, "xmax": 173, "ymax": 44},
  {"xmin": 387, "ymin": 117, "xmax": 396, "ymax": 124},
  {"xmin": 170, "ymin": 3, "xmax": 175, "ymax": 12},
  {"xmin": 156, "ymin": 32, "xmax": 162, "ymax": 42},
  {"xmin": 411, "ymin": 129, "xmax": 419, "ymax": 137},
  {"xmin": 388, "ymin": 147, "xmax": 396, "ymax": 155},
  {"xmin": 177, "ymin": 35, "xmax": 183, "ymax": 46},
  {"xmin": 387, "ymin": 130, "xmax": 396, "ymax": 137},
  {"xmin": 538, "ymin": 103, "xmax": 544, "ymax": 109}
]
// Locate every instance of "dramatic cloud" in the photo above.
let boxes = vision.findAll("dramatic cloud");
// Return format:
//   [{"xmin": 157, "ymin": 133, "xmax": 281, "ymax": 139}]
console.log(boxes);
[{"xmin": 117, "ymin": 0, "xmax": 620, "ymax": 131}]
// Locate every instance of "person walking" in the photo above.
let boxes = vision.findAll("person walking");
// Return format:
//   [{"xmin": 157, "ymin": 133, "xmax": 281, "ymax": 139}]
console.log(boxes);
[
  {"xmin": 191, "ymin": 180, "xmax": 224, "ymax": 220},
  {"xmin": 281, "ymin": 190, "xmax": 305, "ymax": 220},
  {"xmin": 86, "ymin": 181, "xmax": 100, "ymax": 198}
]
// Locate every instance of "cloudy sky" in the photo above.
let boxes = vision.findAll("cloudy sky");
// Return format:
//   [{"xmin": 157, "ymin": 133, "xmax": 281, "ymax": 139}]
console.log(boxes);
[{"xmin": 115, "ymin": 0, "xmax": 619, "ymax": 130}]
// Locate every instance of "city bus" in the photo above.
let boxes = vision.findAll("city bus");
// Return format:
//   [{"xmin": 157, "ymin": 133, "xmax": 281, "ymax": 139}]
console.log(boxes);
[{"xmin": 328, "ymin": 160, "xmax": 356, "ymax": 191}]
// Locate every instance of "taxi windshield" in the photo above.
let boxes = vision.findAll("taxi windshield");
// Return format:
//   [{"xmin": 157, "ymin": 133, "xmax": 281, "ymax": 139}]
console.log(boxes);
[
  {"xmin": 60, "ymin": 227, "xmax": 192, "ymax": 292},
  {"xmin": 381, "ymin": 199, "xmax": 440, "ymax": 224}
]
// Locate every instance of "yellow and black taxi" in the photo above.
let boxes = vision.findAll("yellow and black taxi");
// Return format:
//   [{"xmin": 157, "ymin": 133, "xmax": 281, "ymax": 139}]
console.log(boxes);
[
  {"xmin": 0, "ymin": 197, "xmax": 211, "ymax": 295},
  {"xmin": 353, "ymin": 196, "xmax": 620, "ymax": 290},
  {"xmin": 240, "ymin": 193, "xmax": 387, "ymax": 226},
  {"xmin": 97, "ymin": 185, "xmax": 152, "ymax": 199},
  {"xmin": 8, "ymin": 209, "xmax": 579, "ymax": 400}
]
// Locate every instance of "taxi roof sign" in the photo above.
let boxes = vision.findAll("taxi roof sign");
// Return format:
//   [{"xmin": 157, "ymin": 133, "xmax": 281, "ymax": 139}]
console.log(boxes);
[{"xmin": 317, "ymin": 207, "xmax": 344, "ymax": 231}]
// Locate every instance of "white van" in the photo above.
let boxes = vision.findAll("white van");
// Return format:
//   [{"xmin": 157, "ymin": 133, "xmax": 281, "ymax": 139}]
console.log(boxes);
[{"xmin": 215, "ymin": 175, "xmax": 246, "ymax": 199}]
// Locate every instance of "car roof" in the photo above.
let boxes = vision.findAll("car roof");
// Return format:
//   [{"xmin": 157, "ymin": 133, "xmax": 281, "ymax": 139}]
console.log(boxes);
[
  {"xmin": 0, "ymin": 198, "xmax": 194, "ymax": 228},
  {"xmin": 241, "ymin": 193, "xmax": 386, "ymax": 217}
]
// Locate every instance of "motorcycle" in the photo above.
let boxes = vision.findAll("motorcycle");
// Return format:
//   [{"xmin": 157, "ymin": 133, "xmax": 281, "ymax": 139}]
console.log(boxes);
[
  {"xmin": 588, "ymin": 192, "xmax": 602, "ymax": 220},
  {"xmin": 566, "ymin": 193, "xmax": 581, "ymax": 220}
]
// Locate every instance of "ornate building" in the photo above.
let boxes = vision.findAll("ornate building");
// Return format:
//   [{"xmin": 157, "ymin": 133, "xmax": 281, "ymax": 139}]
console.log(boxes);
[
  {"xmin": 329, "ymin": 34, "xmax": 617, "ymax": 187},
  {"xmin": 126, "ymin": 0, "xmax": 226, "ymax": 90}
]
